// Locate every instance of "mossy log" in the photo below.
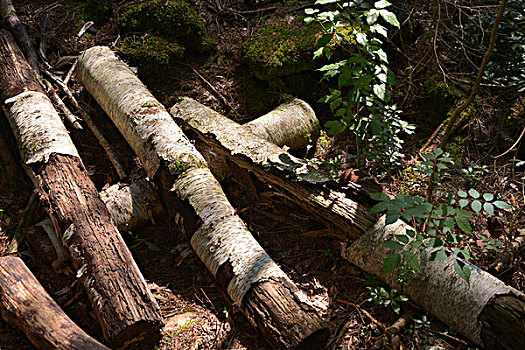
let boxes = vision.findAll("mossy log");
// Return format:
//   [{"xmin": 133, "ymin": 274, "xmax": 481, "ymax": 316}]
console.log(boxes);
[
  {"xmin": 0, "ymin": 256, "xmax": 110, "ymax": 350},
  {"xmin": 343, "ymin": 217, "xmax": 525, "ymax": 349},
  {"xmin": 168, "ymin": 96, "xmax": 525, "ymax": 349},
  {"xmin": 0, "ymin": 31, "xmax": 162, "ymax": 347},
  {"xmin": 76, "ymin": 46, "xmax": 329, "ymax": 349},
  {"xmin": 171, "ymin": 97, "xmax": 374, "ymax": 240}
]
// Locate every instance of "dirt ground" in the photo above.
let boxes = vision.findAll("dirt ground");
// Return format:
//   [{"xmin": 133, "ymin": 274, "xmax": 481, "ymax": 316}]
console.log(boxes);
[{"xmin": 0, "ymin": 1, "xmax": 523, "ymax": 349}]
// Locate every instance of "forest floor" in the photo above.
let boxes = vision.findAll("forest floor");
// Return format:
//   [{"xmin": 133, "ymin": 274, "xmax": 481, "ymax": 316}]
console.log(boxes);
[{"xmin": 0, "ymin": 1, "xmax": 523, "ymax": 349}]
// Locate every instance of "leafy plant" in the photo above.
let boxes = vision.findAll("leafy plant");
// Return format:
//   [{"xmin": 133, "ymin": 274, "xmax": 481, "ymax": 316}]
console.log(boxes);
[
  {"xmin": 366, "ymin": 285, "xmax": 409, "ymax": 314},
  {"xmin": 305, "ymin": 0, "xmax": 414, "ymax": 170},
  {"xmin": 369, "ymin": 149, "xmax": 512, "ymax": 284}
]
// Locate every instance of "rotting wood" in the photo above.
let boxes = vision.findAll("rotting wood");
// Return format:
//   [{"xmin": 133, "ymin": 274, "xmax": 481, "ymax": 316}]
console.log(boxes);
[
  {"xmin": 0, "ymin": 256, "xmax": 110, "ymax": 350},
  {"xmin": 168, "ymin": 96, "xmax": 525, "ymax": 349},
  {"xmin": 0, "ymin": 31, "xmax": 162, "ymax": 347},
  {"xmin": 342, "ymin": 216, "xmax": 525, "ymax": 349},
  {"xmin": 170, "ymin": 97, "xmax": 374, "ymax": 240},
  {"xmin": 77, "ymin": 45, "xmax": 330, "ymax": 349}
]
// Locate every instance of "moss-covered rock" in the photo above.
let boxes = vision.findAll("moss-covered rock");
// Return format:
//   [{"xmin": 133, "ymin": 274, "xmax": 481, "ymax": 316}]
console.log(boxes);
[
  {"xmin": 241, "ymin": 21, "xmax": 319, "ymax": 81},
  {"xmin": 117, "ymin": 0, "xmax": 206, "ymax": 50},
  {"xmin": 116, "ymin": 35, "xmax": 185, "ymax": 71}
]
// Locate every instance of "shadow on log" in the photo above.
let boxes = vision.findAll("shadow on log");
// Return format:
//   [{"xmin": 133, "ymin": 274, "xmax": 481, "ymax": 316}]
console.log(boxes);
[
  {"xmin": 0, "ymin": 256, "xmax": 110, "ymax": 350},
  {"xmin": 76, "ymin": 46, "xmax": 329, "ymax": 349},
  {"xmin": 0, "ymin": 31, "xmax": 162, "ymax": 347}
]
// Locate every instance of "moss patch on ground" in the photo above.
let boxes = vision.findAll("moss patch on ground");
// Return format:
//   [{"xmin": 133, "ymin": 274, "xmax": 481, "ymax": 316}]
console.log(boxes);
[
  {"xmin": 241, "ymin": 20, "xmax": 319, "ymax": 81},
  {"xmin": 116, "ymin": 35, "xmax": 185, "ymax": 71}
]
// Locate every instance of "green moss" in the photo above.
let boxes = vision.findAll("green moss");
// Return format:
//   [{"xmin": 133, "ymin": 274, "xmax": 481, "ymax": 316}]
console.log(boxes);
[
  {"xmin": 241, "ymin": 21, "xmax": 319, "ymax": 81},
  {"xmin": 117, "ymin": 0, "xmax": 206, "ymax": 49},
  {"xmin": 116, "ymin": 35, "xmax": 185, "ymax": 70},
  {"xmin": 417, "ymin": 75, "xmax": 459, "ymax": 130},
  {"xmin": 85, "ymin": 0, "xmax": 113, "ymax": 25}
]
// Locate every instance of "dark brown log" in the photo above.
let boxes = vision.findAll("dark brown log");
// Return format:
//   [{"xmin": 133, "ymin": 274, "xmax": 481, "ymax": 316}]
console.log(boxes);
[
  {"xmin": 0, "ymin": 31, "xmax": 162, "ymax": 347},
  {"xmin": 0, "ymin": 0, "xmax": 40, "ymax": 71},
  {"xmin": 77, "ymin": 46, "xmax": 329, "ymax": 349},
  {"xmin": 0, "ymin": 256, "xmax": 110, "ymax": 350}
]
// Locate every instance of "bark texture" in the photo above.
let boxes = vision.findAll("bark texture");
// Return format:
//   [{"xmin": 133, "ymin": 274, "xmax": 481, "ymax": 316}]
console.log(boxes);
[
  {"xmin": 77, "ymin": 46, "xmax": 329, "ymax": 349},
  {"xmin": 342, "ymin": 216, "xmax": 525, "ymax": 349},
  {"xmin": 170, "ymin": 97, "xmax": 374, "ymax": 240},
  {"xmin": 243, "ymin": 98, "xmax": 319, "ymax": 149},
  {"xmin": 0, "ymin": 256, "xmax": 110, "ymax": 350},
  {"xmin": 100, "ymin": 171, "xmax": 165, "ymax": 231},
  {"xmin": 0, "ymin": 31, "xmax": 162, "ymax": 347}
]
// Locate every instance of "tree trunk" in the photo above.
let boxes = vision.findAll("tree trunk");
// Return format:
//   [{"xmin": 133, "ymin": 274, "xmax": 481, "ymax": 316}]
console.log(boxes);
[
  {"xmin": 0, "ymin": 256, "xmax": 110, "ymax": 350},
  {"xmin": 167, "ymin": 95, "xmax": 525, "ymax": 349},
  {"xmin": 76, "ymin": 45, "xmax": 329, "ymax": 349},
  {"xmin": 0, "ymin": 31, "xmax": 162, "ymax": 347},
  {"xmin": 343, "ymin": 216, "xmax": 525, "ymax": 349}
]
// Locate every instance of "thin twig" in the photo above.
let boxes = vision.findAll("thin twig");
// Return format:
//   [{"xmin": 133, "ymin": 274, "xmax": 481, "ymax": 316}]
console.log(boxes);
[
  {"xmin": 63, "ymin": 59, "xmax": 77, "ymax": 85},
  {"xmin": 43, "ymin": 69, "xmax": 127, "ymax": 180},
  {"xmin": 337, "ymin": 298, "xmax": 386, "ymax": 331},
  {"xmin": 42, "ymin": 79, "xmax": 82, "ymax": 129}
]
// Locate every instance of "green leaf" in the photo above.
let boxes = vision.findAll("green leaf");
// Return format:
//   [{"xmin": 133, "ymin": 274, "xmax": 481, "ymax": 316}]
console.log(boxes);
[
  {"xmin": 147, "ymin": 242, "xmax": 161, "ymax": 252},
  {"xmin": 370, "ymin": 23, "xmax": 387, "ymax": 37},
  {"xmin": 493, "ymin": 200, "xmax": 512, "ymax": 210},
  {"xmin": 370, "ymin": 202, "xmax": 389, "ymax": 214},
  {"xmin": 427, "ymin": 238, "xmax": 444, "ymax": 248},
  {"xmin": 454, "ymin": 259, "xmax": 471, "ymax": 285},
  {"xmin": 382, "ymin": 240, "xmax": 404, "ymax": 251},
  {"xmin": 324, "ymin": 120, "xmax": 346, "ymax": 135},
  {"xmin": 430, "ymin": 249, "xmax": 449, "ymax": 261},
  {"xmin": 313, "ymin": 47, "xmax": 324, "ymax": 60},
  {"xmin": 483, "ymin": 202, "xmax": 494, "ymax": 216},
  {"xmin": 409, "ymin": 240, "xmax": 425, "ymax": 249},
  {"xmin": 455, "ymin": 216, "xmax": 472, "ymax": 235},
  {"xmin": 406, "ymin": 229, "xmax": 416, "ymax": 238},
  {"xmin": 395, "ymin": 234, "xmax": 409, "ymax": 244},
  {"xmin": 433, "ymin": 148, "xmax": 443, "ymax": 156},
  {"xmin": 379, "ymin": 9, "xmax": 400, "ymax": 27},
  {"xmin": 383, "ymin": 253, "xmax": 401, "ymax": 273},
  {"xmin": 458, "ymin": 190, "xmax": 468, "ymax": 198},
  {"xmin": 355, "ymin": 32, "xmax": 367, "ymax": 46},
  {"xmin": 483, "ymin": 193, "xmax": 494, "ymax": 201},
  {"xmin": 468, "ymin": 189, "xmax": 480, "ymax": 199},
  {"xmin": 373, "ymin": 83, "xmax": 386, "ymax": 101},
  {"xmin": 375, "ymin": 0, "xmax": 391, "ymax": 9},
  {"xmin": 403, "ymin": 251, "xmax": 420, "ymax": 272},
  {"xmin": 315, "ymin": 0, "xmax": 339, "ymax": 4},
  {"xmin": 369, "ymin": 192, "xmax": 390, "ymax": 201},
  {"xmin": 385, "ymin": 213, "xmax": 399, "ymax": 225},
  {"xmin": 459, "ymin": 199, "xmax": 469, "ymax": 208},
  {"xmin": 471, "ymin": 200, "xmax": 482, "ymax": 213},
  {"xmin": 366, "ymin": 9, "xmax": 379, "ymax": 24}
]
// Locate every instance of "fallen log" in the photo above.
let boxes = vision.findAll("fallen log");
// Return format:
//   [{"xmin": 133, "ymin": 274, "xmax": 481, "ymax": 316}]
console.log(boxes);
[
  {"xmin": 76, "ymin": 46, "xmax": 329, "ymax": 349},
  {"xmin": 171, "ymin": 97, "xmax": 374, "ymax": 240},
  {"xmin": 168, "ymin": 96, "xmax": 525, "ymax": 349},
  {"xmin": 99, "ymin": 171, "xmax": 165, "ymax": 231},
  {"xmin": 343, "ymin": 217, "xmax": 525, "ymax": 350},
  {"xmin": 0, "ymin": 31, "xmax": 162, "ymax": 347},
  {"xmin": 0, "ymin": 256, "xmax": 110, "ymax": 350},
  {"xmin": 0, "ymin": 0, "xmax": 39, "ymax": 71},
  {"xmin": 243, "ymin": 98, "xmax": 320, "ymax": 150}
]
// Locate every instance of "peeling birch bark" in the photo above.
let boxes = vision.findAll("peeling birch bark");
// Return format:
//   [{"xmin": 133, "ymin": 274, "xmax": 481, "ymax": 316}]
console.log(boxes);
[
  {"xmin": 77, "ymin": 45, "xmax": 329, "ymax": 349},
  {"xmin": 0, "ymin": 31, "xmax": 162, "ymax": 347},
  {"xmin": 170, "ymin": 97, "xmax": 374, "ymax": 240},
  {"xmin": 342, "ymin": 216, "xmax": 525, "ymax": 349},
  {"xmin": 244, "ymin": 98, "xmax": 320, "ymax": 149},
  {"xmin": 99, "ymin": 171, "xmax": 165, "ymax": 231},
  {"xmin": 0, "ymin": 256, "xmax": 110, "ymax": 350}
]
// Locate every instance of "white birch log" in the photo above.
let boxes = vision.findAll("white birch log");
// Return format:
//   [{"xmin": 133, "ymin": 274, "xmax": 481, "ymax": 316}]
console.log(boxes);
[
  {"xmin": 76, "ymin": 45, "xmax": 329, "ymax": 349},
  {"xmin": 342, "ymin": 216, "xmax": 525, "ymax": 349}
]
